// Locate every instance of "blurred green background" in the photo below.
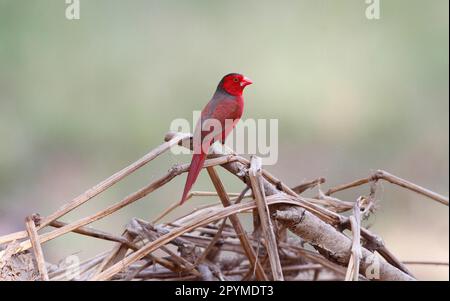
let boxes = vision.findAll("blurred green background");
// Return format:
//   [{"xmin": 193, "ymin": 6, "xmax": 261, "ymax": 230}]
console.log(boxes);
[{"xmin": 0, "ymin": 0, "xmax": 448, "ymax": 280}]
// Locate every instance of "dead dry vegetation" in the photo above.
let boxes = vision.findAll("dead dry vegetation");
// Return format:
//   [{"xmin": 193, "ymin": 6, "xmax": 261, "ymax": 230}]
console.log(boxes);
[{"xmin": 0, "ymin": 132, "xmax": 448, "ymax": 281}]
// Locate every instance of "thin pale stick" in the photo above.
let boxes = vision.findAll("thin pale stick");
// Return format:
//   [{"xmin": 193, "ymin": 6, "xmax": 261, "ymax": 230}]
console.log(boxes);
[
  {"xmin": 153, "ymin": 190, "xmax": 251, "ymax": 224},
  {"xmin": 50, "ymin": 220, "xmax": 181, "ymax": 274},
  {"xmin": 190, "ymin": 186, "xmax": 249, "ymax": 266},
  {"xmin": 248, "ymin": 156, "xmax": 284, "ymax": 281},
  {"xmin": 0, "ymin": 155, "xmax": 237, "ymax": 258},
  {"xmin": 345, "ymin": 200, "xmax": 362, "ymax": 281},
  {"xmin": 291, "ymin": 177, "xmax": 326, "ymax": 194},
  {"xmin": 206, "ymin": 166, "xmax": 268, "ymax": 281},
  {"xmin": 0, "ymin": 132, "xmax": 191, "ymax": 245},
  {"xmin": 376, "ymin": 170, "xmax": 448, "ymax": 206},
  {"xmin": 25, "ymin": 216, "xmax": 49, "ymax": 281},
  {"xmin": 326, "ymin": 178, "xmax": 371, "ymax": 196},
  {"xmin": 195, "ymin": 218, "xmax": 227, "ymax": 265},
  {"xmin": 91, "ymin": 189, "xmax": 302, "ymax": 280},
  {"xmin": 49, "ymin": 220, "xmax": 133, "ymax": 247},
  {"xmin": 403, "ymin": 261, "xmax": 449, "ymax": 266},
  {"xmin": 231, "ymin": 159, "xmax": 413, "ymax": 276},
  {"xmin": 325, "ymin": 170, "xmax": 448, "ymax": 206},
  {"xmin": 152, "ymin": 201, "xmax": 180, "ymax": 224},
  {"xmin": 132, "ymin": 219, "xmax": 200, "ymax": 274}
]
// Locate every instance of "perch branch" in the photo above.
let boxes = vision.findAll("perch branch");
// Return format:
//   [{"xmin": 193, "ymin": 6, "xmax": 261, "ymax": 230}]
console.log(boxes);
[
  {"xmin": 168, "ymin": 132, "xmax": 415, "ymax": 276},
  {"xmin": 0, "ymin": 133, "xmax": 190, "ymax": 246},
  {"xmin": 0, "ymin": 155, "xmax": 237, "ymax": 258}
]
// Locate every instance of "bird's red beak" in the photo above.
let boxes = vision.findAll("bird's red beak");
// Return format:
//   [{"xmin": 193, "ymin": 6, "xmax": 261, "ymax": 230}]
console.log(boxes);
[{"xmin": 241, "ymin": 76, "xmax": 253, "ymax": 87}]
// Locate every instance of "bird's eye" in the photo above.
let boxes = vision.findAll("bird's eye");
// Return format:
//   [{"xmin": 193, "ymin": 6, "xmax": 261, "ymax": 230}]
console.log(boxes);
[{"xmin": 233, "ymin": 78, "xmax": 239, "ymax": 83}]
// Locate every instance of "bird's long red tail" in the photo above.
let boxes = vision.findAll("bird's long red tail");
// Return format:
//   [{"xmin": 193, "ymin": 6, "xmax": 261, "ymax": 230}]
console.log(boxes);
[{"xmin": 180, "ymin": 151, "xmax": 207, "ymax": 205}]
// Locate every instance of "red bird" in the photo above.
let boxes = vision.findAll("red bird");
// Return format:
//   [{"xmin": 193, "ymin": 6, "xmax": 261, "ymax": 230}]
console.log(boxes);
[{"xmin": 180, "ymin": 73, "xmax": 253, "ymax": 205}]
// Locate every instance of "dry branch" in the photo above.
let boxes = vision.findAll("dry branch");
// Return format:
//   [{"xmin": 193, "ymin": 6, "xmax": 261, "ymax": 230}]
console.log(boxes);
[
  {"xmin": 274, "ymin": 206, "xmax": 414, "ymax": 281},
  {"xmin": 326, "ymin": 170, "xmax": 448, "ymax": 206},
  {"xmin": 0, "ymin": 133, "xmax": 190, "ymax": 246},
  {"xmin": 0, "ymin": 155, "xmax": 237, "ymax": 257},
  {"xmin": 206, "ymin": 166, "xmax": 268, "ymax": 280},
  {"xmin": 248, "ymin": 156, "xmax": 284, "ymax": 281},
  {"xmin": 164, "ymin": 132, "xmax": 418, "ymax": 281},
  {"xmin": 1, "ymin": 131, "xmax": 447, "ymax": 281},
  {"xmin": 344, "ymin": 199, "xmax": 362, "ymax": 281},
  {"xmin": 24, "ymin": 216, "xmax": 49, "ymax": 281}
]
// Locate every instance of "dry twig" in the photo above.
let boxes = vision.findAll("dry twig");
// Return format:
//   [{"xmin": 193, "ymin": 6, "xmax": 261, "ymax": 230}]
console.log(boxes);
[
  {"xmin": 24, "ymin": 216, "xmax": 49, "ymax": 281},
  {"xmin": 1, "ymin": 131, "xmax": 446, "ymax": 281},
  {"xmin": 248, "ymin": 156, "xmax": 284, "ymax": 281}
]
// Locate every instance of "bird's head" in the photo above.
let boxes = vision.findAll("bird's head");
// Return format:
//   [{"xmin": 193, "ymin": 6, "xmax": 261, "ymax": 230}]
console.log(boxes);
[{"xmin": 218, "ymin": 73, "xmax": 253, "ymax": 96}]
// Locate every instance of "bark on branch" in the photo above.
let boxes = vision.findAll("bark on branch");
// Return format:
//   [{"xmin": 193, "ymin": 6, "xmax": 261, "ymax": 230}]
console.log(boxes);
[{"xmin": 164, "ymin": 131, "xmax": 416, "ymax": 281}]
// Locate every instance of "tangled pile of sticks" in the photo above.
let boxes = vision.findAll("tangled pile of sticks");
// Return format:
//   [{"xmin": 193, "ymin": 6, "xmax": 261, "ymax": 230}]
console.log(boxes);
[{"xmin": 0, "ymin": 131, "xmax": 448, "ymax": 281}]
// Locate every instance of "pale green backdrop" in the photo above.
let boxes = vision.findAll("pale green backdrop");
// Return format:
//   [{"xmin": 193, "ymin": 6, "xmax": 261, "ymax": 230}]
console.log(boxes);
[{"xmin": 0, "ymin": 0, "xmax": 448, "ymax": 280}]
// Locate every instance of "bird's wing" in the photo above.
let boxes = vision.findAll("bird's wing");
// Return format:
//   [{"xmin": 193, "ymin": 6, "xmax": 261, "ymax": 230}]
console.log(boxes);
[
  {"xmin": 199, "ymin": 96, "xmax": 241, "ymax": 143},
  {"xmin": 202, "ymin": 99, "xmax": 240, "ymax": 142}
]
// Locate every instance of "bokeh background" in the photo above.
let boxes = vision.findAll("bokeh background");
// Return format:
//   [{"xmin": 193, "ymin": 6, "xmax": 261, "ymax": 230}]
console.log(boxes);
[{"xmin": 0, "ymin": 0, "xmax": 448, "ymax": 280}]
